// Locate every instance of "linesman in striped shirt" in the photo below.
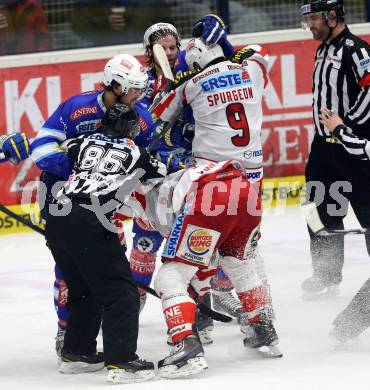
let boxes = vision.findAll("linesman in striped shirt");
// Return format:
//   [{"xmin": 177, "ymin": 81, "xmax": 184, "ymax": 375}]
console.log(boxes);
[
  {"xmin": 300, "ymin": 0, "xmax": 370, "ymax": 298},
  {"xmin": 320, "ymin": 109, "xmax": 370, "ymax": 342}
]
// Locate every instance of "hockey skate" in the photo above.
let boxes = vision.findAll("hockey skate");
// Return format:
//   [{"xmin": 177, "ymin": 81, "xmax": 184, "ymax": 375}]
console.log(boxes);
[
  {"xmin": 158, "ymin": 334, "xmax": 208, "ymax": 379},
  {"xmin": 243, "ymin": 313, "xmax": 282, "ymax": 358},
  {"xmin": 212, "ymin": 289, "xmax": 243, "ymax": 320},
  {"xmin": 167, "ymin": 313, "xmax": 214, "ymax": 346},
  {"xmin": 301, "ymin": 276, "xmax": 340, "ymax": 300},
  {"xmin": 59, "ymin": 351, "xmax": 105, "ymax": 374},
  {"xmin": 196, "ymin": 309, "xmax": 214, "ymax": 345},
  {"xmin": 195, "ymin": 292, "xmax": 214, "ymax": 345},
  {"xmin": 166, "ymin": 294, "xmax": 214, "ymax": 346},
  {"xmin": 55, "ymin": 325, "xmax": 66, "ymax": 358},
  {"xmin": 107, "ymin": 358, "xmax": 155, "ymax": 384}
]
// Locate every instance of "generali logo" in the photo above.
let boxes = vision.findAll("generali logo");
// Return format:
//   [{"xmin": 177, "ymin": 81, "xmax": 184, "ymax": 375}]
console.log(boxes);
[{"xmin": 70, "ymin": 106, "xmax": 98, "ymax": 121}]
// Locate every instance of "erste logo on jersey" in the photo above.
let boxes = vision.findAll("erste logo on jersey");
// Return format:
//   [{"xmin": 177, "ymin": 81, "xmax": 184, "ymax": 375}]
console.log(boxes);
[
  {"xmin": 200, "ymin": 70, "xmax": 251, "ymax": 93},
  {"xmin": 76, "ymin": 119, "xmax": 101, "ymax": 133}
]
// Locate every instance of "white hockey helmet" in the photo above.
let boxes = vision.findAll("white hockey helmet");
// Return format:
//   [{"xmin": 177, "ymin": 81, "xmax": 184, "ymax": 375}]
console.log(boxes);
[
  {"xmin": 185, "ymin": 38, "xmax": 224, "ymax": 71},
  {"xmin": 103, "ymin": 54, "xmax": 148, "ymax": 94},
  {"xmin": 143, "ymin": 22, "xmax": 180, "ymax": 48}
]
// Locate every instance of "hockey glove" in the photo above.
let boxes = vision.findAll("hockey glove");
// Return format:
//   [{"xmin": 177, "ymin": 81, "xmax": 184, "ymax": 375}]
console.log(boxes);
[
  {"xmin": 0, "ymin": 132, "xmax": 30, "ymax": 164},
  {"xmin": 192, "ymin": 14, "xmax": 226, "ymax": 44},
  {"xmin": 156, "ymin": 148, "xmax": 194, "ymax": 173},
  {"xmin": 169, "ymin": 120, "xmax": 195, "ymax": 150},
  {"xmin": 192, "ymin": 14, "xmax": 234, "ymax": 59}
]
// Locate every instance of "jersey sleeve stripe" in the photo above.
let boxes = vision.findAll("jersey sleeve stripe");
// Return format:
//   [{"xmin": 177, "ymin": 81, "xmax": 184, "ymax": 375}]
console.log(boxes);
[
  {"xmin": 153, "ymin": 90, "xmax": 177, "ymax": 119},
  {"xmin": 31, "ymin": 143, "xmax": 64, "ymax": 163},
  {"xmin": 347, "ymin": 89, "xmax": 370, "ymax": 123},
  {"xmin": 36, "ymin": 127, "xmax": 67, "ymax": 142},
  {"xmin": 335, "ymin": 126, "xmax": 370, "ymax": 160},
  {"xmin": 248, "ymin": 59, "xmax": 268, "ymax": 89}
]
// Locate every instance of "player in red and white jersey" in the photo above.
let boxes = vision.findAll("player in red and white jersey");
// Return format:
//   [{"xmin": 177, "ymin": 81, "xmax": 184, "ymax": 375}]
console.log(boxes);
[
  {"xmin": 154, "ymin": 39, "xmax": 269, "ymax": 181},
  {"xmin": 153, "ymin": 39, "xmax": 275, "ymax": 329},
  {"xmin": 147, "ymin": 39, "xmax": 281, "ymax": 379}
]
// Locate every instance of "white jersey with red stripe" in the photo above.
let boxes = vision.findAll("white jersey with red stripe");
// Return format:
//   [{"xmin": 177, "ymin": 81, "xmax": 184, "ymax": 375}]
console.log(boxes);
[{"xmin": 155, "ymin": 53, "xmax": 268, "ymax": 172}]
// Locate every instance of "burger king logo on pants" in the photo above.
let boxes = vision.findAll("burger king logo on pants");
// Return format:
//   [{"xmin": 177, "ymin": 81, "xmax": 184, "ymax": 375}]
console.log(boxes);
[
  {"xmin": 177, "ymin": 224, "xmax": 221, "ymax": 267},
  {"xmin": 187, "ymin": 229, "xmax": 213, "ymax": 256}
]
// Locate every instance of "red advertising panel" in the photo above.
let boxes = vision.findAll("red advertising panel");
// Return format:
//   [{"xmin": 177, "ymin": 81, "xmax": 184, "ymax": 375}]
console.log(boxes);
[{"xmin": 0, "ymin": 36, "xmax": 369, "ymax": 205}]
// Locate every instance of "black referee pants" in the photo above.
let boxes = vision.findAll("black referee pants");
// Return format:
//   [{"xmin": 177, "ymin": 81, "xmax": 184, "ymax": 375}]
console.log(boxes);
[
  {"xmin": 305, "ymin": 135, "xmax": 370, "ymax": 285},
  {"xmin": 333, "ymin": 277, "xmax": 370, "ymax": 339},
  {"xmin": 45, "ymin": 202, "xmax": 140, "ymax": 365}
]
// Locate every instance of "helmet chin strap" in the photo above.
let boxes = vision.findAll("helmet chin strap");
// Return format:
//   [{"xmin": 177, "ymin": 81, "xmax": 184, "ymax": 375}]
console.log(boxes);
[
  {"xmin": 323, "ymin": 12, "xmax": 338, "ymax": 42},
  {"xmin": 114, "ymin": 90, "xmax": 125, "ymax": 103}
]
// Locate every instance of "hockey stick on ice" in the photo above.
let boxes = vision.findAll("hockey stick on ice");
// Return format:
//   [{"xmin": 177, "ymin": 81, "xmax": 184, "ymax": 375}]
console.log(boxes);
[
  {"xmin": 301, "ymin": 201, "xmax": 369, "ymax": 236},
  {"xmin": 135, "ymin": 280, "xmax": 232, "ymax": 322},
  {"xmin": 0, "ymin": 203, "xmax": 232, "ymax": 322}
]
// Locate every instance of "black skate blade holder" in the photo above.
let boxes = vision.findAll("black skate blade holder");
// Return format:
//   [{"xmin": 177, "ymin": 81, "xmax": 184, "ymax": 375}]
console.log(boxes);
[{"xmin": 301, "ymin": 202, "xmax": 369, "ymax": 236}]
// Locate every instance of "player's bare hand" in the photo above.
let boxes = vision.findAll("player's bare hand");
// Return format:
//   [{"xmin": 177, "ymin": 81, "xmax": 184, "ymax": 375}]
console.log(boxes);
[{"xmin": 319, "ymin": 108, "xmax": 343, "ymax": 132}]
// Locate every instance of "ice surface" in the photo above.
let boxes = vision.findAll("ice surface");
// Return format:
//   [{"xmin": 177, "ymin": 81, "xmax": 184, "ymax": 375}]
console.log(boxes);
[{"xmin": 0, "ymin": 206, "xmax": 369, "ymax": 390}]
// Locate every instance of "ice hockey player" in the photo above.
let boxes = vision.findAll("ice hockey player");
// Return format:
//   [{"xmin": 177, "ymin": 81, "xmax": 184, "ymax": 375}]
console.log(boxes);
[
  {"xmin": 191, "ymin": 14, "xmax": 245, "ymax": 322},
  {"xmin": 149, "ymin": 160, "xmax": 281, "ymax": 379},
  {"xmin": 127, "ymin": 23, "xmax": 188, "ymax": 316},
  {"xmin": 30, "ymin": 53, "xmax": 149, "ymax": 356},
  {"xmin": 130, "ymin": 17, "xmax": 246, "ymax": 344},
  {"xmin": 161, "ymin": 36, "xmax": 275, "ymax": 321},
  {"xmin": 0, "ymin": 132, "xmax": 30, "ymax": 164},
  {"xmin": 129, "ymin": 21, "xmax": 214, "ymax": 344},
  {"xmin": 150, "ymin": 38, "xmax": 281, "ymax": 378},
  {"xmin": 45, "ymin": 102, "xmax": 166, "ymax": 383}
]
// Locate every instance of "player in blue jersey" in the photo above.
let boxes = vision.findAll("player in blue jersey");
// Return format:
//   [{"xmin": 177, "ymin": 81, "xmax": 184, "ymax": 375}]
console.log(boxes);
[
  {"xmin": 0, "ymin": 132, "xmax": 30, "ymax": 164},
  {"xmin": 30, "ymin": 53, "xmax": 149, "ymax": 357}
]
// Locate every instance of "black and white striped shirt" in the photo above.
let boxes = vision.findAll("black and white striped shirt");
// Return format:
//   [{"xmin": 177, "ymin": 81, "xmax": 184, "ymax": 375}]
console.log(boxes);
[
  {"xmin": 312, "ymin": 27, "xmax": 370, "ymax": 139},
  {"xmin": 58, "ymin": 133, "xmax": 167, "ymax": 208},
  {"xmin": 333, "ymin": 124, "xmax": 370, "ymax": 160}
]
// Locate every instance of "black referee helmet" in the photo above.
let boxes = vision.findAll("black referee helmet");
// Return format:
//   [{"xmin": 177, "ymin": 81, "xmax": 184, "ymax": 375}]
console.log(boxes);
[{"xmin": 101, "ymin": 103, "xmax": 140, "ymax": 139}]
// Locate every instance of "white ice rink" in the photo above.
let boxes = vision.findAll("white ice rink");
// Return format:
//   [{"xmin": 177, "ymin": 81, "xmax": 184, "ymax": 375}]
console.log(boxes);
[{"xmin": 1, "ymin": 205, "xmax": 369, "ymax": 390}]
